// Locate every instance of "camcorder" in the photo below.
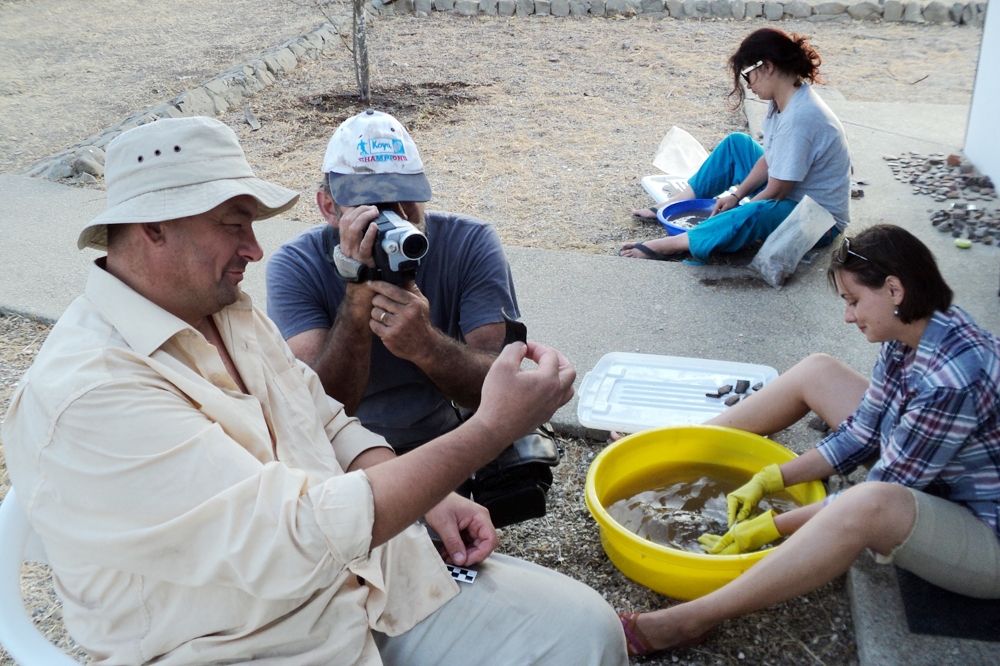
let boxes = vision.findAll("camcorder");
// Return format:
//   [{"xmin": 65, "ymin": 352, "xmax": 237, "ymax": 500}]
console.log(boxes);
[{"xmin": 368, "ymin": 210, "xmax": 429, "ymax": 284}]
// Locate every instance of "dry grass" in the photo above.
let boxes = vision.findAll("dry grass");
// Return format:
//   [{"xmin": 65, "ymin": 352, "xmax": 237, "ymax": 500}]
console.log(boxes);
[{"xmin": 224, "ymin": 15, "xmax": 981, "ymax": 256}]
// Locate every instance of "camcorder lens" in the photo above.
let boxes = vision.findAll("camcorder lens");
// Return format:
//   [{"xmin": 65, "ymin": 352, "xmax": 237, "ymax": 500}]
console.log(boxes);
[{"xmin": 402, "ymin": 233, "xmax": 428, "ymax": 259}]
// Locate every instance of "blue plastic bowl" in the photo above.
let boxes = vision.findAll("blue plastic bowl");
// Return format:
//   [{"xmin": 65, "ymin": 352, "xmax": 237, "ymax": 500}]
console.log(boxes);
[{"xmin": 656, "ymin": 199, "xmax": 716, "ymax": 236}]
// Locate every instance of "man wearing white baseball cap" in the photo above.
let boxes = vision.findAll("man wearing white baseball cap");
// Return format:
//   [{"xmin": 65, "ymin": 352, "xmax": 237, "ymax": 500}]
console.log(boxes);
[
  {"xmin": 3, "ymin": 116, "xmax": 626, "ymax": 665},
  {"xmin": 267, "ymin": 109, "xmax": 518, "ymax": 456}
]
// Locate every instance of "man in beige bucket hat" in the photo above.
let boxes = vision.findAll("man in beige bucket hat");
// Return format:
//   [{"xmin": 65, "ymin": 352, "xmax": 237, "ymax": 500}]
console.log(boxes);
[{"xmin": 3, "ymin": 116, "xmax": 626, "ymax": 665}]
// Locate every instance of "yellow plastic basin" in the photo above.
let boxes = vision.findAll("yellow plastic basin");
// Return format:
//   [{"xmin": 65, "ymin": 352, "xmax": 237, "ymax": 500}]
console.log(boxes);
[{"xmin": 585, "ymin": 425, "xmax": 826, "ymax": 601}]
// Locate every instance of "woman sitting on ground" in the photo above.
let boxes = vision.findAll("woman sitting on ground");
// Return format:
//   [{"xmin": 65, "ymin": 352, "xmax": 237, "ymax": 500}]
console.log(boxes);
[
  {"xmin": 619, "ymin": 224, "xmax": 1000, "ymax": 656},
  {"xmin": 621, "ymin": 28, "xmax": 850, "ymax": 264}
]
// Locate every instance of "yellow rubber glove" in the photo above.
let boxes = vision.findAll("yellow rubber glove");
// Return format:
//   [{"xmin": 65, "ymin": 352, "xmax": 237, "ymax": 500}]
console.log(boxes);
[
  {"xmin": 698, "ymin": 510, "xmax": 781, "ymax": 555},
  {"xmin": 727, "ymin": 463, "xmax": 784, "ymax": 527}
]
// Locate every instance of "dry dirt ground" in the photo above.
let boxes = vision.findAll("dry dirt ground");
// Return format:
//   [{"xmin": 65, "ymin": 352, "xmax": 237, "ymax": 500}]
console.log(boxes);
[{"xmin": 0, "ymin": 6, "xmax": 983, "ymax": 666}]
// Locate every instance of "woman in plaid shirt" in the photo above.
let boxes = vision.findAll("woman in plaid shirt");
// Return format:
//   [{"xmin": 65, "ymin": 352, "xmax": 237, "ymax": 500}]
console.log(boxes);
[{"xmin": 620, "ymin": 224, "xmax": 1000, "ymax": 656}]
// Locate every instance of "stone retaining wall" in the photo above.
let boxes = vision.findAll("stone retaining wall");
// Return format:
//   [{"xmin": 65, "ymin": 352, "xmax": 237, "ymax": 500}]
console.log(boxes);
[
  {"xmin": 377, "ymin": 0, "xmax": 986, "ymax": 24},
  {"xmin": 27, "ymin": 3, "xmax": 986, "ymax": 182}
]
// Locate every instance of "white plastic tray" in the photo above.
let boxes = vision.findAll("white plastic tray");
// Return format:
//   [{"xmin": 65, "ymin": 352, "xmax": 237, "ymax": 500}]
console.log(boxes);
[
  {"xmin": 577, "ymin": 352, "xmax": 779, "ymax": 433},
  {"xmin": 640, "ymin": 175, "xmax": 689, "ymax": 204}
]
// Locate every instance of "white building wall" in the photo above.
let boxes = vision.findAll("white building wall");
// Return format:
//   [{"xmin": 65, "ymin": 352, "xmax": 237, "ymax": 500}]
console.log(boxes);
[{"xmin": 966, "ymin": 4, "xmax": 999, "ymax": 184}]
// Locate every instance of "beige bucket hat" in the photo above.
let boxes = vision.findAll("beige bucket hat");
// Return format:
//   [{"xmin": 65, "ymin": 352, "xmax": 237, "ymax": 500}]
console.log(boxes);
[{"xmin": 78, "ymin": 116, "xmax": 299, "ymax": 250}]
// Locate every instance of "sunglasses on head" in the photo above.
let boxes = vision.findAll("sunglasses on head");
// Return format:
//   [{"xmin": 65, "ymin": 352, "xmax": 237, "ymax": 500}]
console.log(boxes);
[
  {"xmin": 740, "ymin": 60, "xmax": 764, "ymax": 85},
  {"xmin": 835, "ymin": 237, "xmax": 869, "ymax": 264}
]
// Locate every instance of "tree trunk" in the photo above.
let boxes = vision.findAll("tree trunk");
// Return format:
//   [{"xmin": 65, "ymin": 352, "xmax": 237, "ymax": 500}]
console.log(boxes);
[{"xmin": 353, "ymin": 0, "xmax": 370, "ymax": 103}]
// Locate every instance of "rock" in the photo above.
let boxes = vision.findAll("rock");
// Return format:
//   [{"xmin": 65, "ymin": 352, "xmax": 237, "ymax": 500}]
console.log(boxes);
[
  {"xmin": 456, "ymin": 0, "xmax": 480, "ymax": 11},
  {"xmin": 606, "ymin": 0, "xmax": 628, "ymax": 13},
  {"xmin": 499, "ymin": 0, "xmax": 516, "ymax": 12},
  {"xmin": 174, "ymin": 87, "xmax": 217, "ymax": 116},
  {"xmin": 666, "ymin": 0, "xmax": 685, "ymax": 13},
  {"xmin": 589, "ymin": 0, "xmax": 606, "ymax": 13},
  {"xmin": 42, "ymin": 160, "xmax": 74, "ymax": 181},
  {"xmin": 784, "ymin": 0, "xmax": 811, "ymax": 16},
  {"xmin": 814, "ymin": 1, "xmax": 846, "ymax": 12},
  {"xmin": 923, "ymin": 0, "xmax": 949, "ymax": 21},
  {"xmin": 744, "ymin": 0, "xmax": 762, "ymax": 15},
  {"xmin": 684, "ymin": 0, "xmax": 710, "ymax": 16},
  {"xmin": 435, "ymin": 0, "xmax": 455, "ymax": 7},
  {"xmin": 947, "ymin": 153, "xmax": 963, "ymax": 166},
  {"xmin": 273, "ymin": 48, "xmax": 297, "ymax": 72},
  {"xmin": 902, "ymin": 1, "xmax": 924, "ymax": 21},
  {"xmin": 287, "ymin": 42, "xmax": 307, "ymax": 58},
  {"xmin": 642, "ymin": 0, "xmax": 664, "ymax": 10},
  {"xmin": 416, "ymin": 0, "xmax": 433, "ymax": 11},
  {"xmin": 948, "ymin": 1, "xmax": 964, "ymax": 21},
  {"xmin": 883, "ymin": 0, "xmax": 904, "ymax": 19},
  {"xmin": 147, "ymin": 102, "xmax": 185, "ymax": 119},
  {"xmin": 711, "ymin": 0, "xmax": 733, "ymax": 16},
  {"xmin": 534, "ymin": 0, "xmax": 551, "ymax": 12},
  {"xmin": 516, "ymin": 0, "xmax": 534, "ymax": 13},
  {"xmin": 763, "ymin": 1, "xmax": 783, "ymax": 19},
  {"xmin": 70, "ymin": 146, "xmax": 104, "ymax": 176},
  {"xmin": 732, "ymin": 0, "xmax": 746, "ymax": 17},
  {"xmin": 847, "ymin": 1, "xmax": 881, "ymax": 18},
  {"xmin": 76, "ymin": 172, "xmax": 98, "ymax": 185},
  {"xmin": 552, "ymin": 0, "xmax": 571, "ymax": 13},
  {"xmin": 570, "ymin": 0, "xmax": 589, "ymax": 13},
  {"xmin": 808, "ymin": 12, "xmax": 850, "ymax": 19}
]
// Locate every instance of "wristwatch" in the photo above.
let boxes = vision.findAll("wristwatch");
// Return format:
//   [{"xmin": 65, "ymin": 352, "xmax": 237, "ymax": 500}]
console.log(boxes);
[{"xmin": 328, "ymin": 244, "xmax": 379, "ymax": 283}]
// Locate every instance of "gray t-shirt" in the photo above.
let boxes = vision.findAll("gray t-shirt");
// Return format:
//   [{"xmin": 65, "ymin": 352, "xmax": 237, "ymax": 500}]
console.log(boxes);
[
  {"xmin": 266, "ymin": 212, "xmax": 518, "ymax": 450},
  {"xmin": 762, "ymin": 83, "xmax": 851, "ymax": 229}
]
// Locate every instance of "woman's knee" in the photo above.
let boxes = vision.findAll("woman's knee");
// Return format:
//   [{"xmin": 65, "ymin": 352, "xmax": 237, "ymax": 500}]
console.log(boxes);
[{"xmin": 833, "ymin": 482, "xmax": 916, "ymax": 553}]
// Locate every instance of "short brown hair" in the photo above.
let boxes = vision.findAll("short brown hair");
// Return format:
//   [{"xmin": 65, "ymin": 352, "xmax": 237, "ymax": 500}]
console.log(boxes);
[
  {"xmin": 827, "ymin": 224, "xmax": 953, "ymax": 324},
  {"xmin": 728, "ymin": 28, "xmax": 823, "ymax": 110}
]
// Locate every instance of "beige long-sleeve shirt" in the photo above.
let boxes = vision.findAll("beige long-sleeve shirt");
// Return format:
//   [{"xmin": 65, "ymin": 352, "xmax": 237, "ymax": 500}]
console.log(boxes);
[{"xmin": 3, "ymin": 262, "xmax": 458, "ymax": 665}]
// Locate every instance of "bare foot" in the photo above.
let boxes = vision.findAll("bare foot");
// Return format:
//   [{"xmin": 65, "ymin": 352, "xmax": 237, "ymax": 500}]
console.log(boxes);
[
  {"xmin": 635, "ymin": 608, "xmax": 715, "ymax": 652},
  {"xmin": 618, "ymin": 242, "xmax": 672, "ymax": 261}
]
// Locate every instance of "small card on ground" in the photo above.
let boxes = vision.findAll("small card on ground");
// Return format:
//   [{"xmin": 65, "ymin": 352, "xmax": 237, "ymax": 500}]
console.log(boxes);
[{"xmin": 446, "ymin": 565, "xmax": 477, "ymax": 584}]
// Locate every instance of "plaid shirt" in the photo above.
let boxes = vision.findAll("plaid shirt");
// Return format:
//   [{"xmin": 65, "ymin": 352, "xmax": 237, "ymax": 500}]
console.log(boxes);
[{"xmin": 816, "ymin": 306, "xmax": 1000, "ymax": 535}]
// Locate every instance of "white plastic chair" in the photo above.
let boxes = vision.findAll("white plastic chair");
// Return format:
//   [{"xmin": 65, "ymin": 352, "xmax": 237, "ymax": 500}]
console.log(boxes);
[{"xmin": 0, "ymin": 488, "xmax": 81, "ymax": 665}]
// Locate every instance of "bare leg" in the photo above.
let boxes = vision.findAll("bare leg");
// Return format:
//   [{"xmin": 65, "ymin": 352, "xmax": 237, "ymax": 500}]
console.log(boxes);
[
  {"xmin": 634, "ymin": 482, "xmax": 916, "ymax": 650},
  {"xmin": 707, "ymin": 353, "xmax": 869, "ymax": 435},
  {"xmin": 619, "ymin": 233, "xmax": 691, "ymax": 259},
  {"xmin": 631, "ymin": 184, "xmax": 696, "ymax": 219}
]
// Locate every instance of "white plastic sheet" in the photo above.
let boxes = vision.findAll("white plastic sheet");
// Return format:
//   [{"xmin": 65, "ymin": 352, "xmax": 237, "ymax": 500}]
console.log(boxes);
[
  {"xmin": 652, "ymin": 126, "xmax": 709, "ymax": 179},
  {"xmin": 749, "ymin": 196, "xmax": 836, "ymax": 290}
]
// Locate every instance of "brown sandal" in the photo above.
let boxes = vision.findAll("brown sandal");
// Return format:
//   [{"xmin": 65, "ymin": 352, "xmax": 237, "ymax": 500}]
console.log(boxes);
[
  {"xmin": 619, "ymin": 611, "xmax": 655, "ymax": 656},
  {"xmin": 618, "ymin": 610, "xmax": 714, "ymax": 656}
]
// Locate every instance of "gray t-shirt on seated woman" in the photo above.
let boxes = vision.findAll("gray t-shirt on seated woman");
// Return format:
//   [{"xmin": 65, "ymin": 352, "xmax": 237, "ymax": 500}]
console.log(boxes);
[{"xmin": 762, "ymin": 83, "xmax": 851, "ymax": 229}]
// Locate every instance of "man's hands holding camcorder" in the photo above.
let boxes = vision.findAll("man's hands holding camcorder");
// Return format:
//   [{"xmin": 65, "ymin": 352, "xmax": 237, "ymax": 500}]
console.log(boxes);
[
  {"xmin": 369, "ymin": 281, "xmax": 439, "ymax": 361},
  {"xmin": 337, "ymin": 204, "xmax": 380, "ymax": 268}
]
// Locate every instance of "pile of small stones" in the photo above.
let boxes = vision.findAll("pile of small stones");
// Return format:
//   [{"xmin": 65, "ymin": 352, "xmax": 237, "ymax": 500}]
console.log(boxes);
[
  {"xmin": 883, "ymin": 152, "xmax": 999, "ymax": 245},
  {"xmin": 929, "ymin": 203, "xmax": 1000, "ymax": 245}
]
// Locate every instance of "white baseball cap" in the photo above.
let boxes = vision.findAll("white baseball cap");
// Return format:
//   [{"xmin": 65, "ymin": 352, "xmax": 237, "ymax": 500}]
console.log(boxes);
[
  {"xmin": 322, "ymin": 109, "xmax": 432, "ymax": 206},
  {"xmin": 78, "ymin": 116, "xmax": 299, "ymax": 251}
]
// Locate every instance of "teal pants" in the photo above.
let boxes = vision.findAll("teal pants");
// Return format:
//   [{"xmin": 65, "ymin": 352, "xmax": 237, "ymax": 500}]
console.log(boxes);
[{"xmin": 684, "ymin": 133, "xmax": 836, "ymax": 263}]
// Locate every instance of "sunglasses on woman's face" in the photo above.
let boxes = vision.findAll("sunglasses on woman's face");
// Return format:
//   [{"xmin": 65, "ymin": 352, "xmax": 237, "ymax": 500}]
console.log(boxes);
[
  {"xmin": 740, "ymin": 61, "xmax": 764, "ymax": 85},
  {"xmin": 836, "ymin": 237, "xmax": 869, "ymax": 263}
]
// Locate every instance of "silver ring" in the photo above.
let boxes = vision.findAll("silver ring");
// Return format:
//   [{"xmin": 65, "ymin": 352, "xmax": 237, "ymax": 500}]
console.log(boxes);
[{"xmin": 380, "ymin": 312, "xmax": 388, "ymax": 324}]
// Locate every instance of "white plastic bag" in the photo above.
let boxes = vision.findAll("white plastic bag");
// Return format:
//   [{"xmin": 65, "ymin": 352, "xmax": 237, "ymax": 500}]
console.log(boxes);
[
  {"xmin": 652, "ymin": 127, "xmax": 709, "ymax": 178},
  {"xmin": 749, "ymin": 196, "xmax": 836, "ymax": 290}
]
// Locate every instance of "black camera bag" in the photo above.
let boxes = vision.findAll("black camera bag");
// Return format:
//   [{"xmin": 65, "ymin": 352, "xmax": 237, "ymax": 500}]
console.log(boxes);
[{"xmin": 471, "ymin": 423, "xmax": 560, "ymax": 529}]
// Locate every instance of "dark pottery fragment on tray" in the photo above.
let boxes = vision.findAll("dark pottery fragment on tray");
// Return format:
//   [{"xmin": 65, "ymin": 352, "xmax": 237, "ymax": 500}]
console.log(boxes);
[
  {"xmin": 751, "ymin": 382, "xmax": 763, "ymax": 391},
  {"xmin": 735, "ymin": 380, "xmax": 750, "ymax": 394},
  {"xmin": 724, "ymin": 395, "xmax": 740, "ymax": 406},
  {"xmin": 705, "ymin": 392, "xmax": 722, "ymax": 399},
  {"xmin": 717, "ymin": 384, "xmax": 733, "ymax": 396}
]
